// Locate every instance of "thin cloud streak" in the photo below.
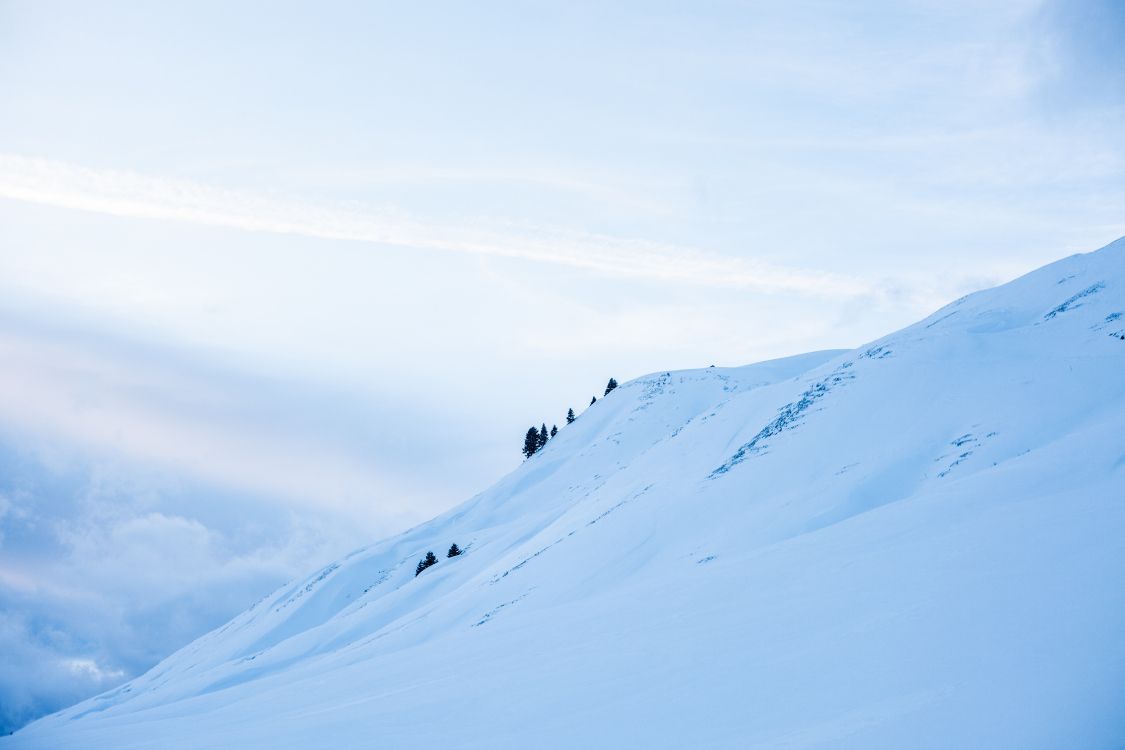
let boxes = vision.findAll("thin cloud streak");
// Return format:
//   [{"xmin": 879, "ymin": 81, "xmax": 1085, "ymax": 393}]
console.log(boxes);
[{"xmin": 0, "ymin": 154, "xmax": 869, "ymax": 299}]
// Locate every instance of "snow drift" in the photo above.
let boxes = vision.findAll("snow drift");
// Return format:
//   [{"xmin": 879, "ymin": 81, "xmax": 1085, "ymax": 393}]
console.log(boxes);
[{"xmin": 7, "ymin": 239, "xmax": 1125, "ymax": 749}]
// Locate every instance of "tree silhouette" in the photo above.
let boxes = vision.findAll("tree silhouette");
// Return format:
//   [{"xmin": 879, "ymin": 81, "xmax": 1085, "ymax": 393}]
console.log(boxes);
[
  {"xmin": 604, "ymin": 378, "xmax": 618, "ymax": 396},
  {"xmin": 567, "ymin": 408, "xmax": 576, "ymax": 424},
  {"xmin": 523, "ymin": 426, "xmax": 540, "ymax": 458},
  {"xmin": 447, "ymin": 543, "xmax": 462, "ymax": 558},
  {"xmin": 415, "ymin": 551, "xmax": 438, "ymax": 576}
]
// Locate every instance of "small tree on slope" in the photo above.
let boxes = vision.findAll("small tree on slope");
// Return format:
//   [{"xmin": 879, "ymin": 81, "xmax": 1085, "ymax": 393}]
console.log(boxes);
[
  {"xmin": 523, "ymin": 427, "xmax": 540, "ymax": 458},
  {"xmin": 447, "ymin": 543, "xmax": 462, "ymax": 558},
  {"xmin": 567, "ymin": 408, "xmax": 576, "ymax": 424},
  {"xmin": 415, "ymin": 551, "xmax": 438, "ymax": 576},
  {"xmin": 604, "ymin": 378, "xmax": 618, "ymax": 396}
]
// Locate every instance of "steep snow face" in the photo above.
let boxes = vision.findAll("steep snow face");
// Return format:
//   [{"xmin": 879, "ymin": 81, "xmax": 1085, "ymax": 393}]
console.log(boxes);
[{"xmin": 8, "ymin": 239, "xmax": 1125, "ymax": 749}]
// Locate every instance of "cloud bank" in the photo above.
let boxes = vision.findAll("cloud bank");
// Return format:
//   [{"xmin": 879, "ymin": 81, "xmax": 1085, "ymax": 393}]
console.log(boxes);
[{"xmin": 0, "ymin": 312, "xmax": 493, "ymax": 734}]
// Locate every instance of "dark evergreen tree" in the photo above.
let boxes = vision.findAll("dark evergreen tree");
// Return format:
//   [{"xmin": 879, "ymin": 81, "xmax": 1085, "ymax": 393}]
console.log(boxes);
[
  {"xmin": 590, "ymin": 395, "xmax": 597, "ymax": 405},
  {"xmin": 604, "ymin": 377, "xmax": 618, "ymax": 396},
  {"xmin": 523, "ymin": 426, "xmax": 540, "ymax": 458},
  {"xmin": 567, "ymin": 408, "xmax": 576, "ymax": 424},
  {"xmin": 447, "ymin": 543, "xmax": 462, "ymax": 558},
  {"xmin": 415, "ymin": 551, "xmax": 438, "ymax": 576},
  {"xmin": 538, "ymin": 423, "xmax": 549, "ymax": 449},
  {"xmin": 550, "ymin": 424, "xmax": 558, "ymax": 438}
]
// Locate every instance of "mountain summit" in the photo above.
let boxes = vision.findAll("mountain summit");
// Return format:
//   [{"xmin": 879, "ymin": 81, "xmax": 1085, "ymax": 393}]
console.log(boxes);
[{"xmin": 9, "ymin": 239, "xmax": 1125, "ymax": 749}]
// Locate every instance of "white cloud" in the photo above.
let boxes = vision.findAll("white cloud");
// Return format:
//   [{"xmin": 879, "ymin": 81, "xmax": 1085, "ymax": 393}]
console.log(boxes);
[
  {"xmin": 63, "ymin": 658, "xmax": 125, "ymax": 682},
  {"xmin": 0, "ymin": 154, "xmax": 869, "ymax": 299}
]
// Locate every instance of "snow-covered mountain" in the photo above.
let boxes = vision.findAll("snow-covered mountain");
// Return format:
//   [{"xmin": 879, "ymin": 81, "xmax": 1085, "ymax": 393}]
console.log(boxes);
[{"xmin": 8, "ymin": 239, "xmax": 1125, "ymax": 749}]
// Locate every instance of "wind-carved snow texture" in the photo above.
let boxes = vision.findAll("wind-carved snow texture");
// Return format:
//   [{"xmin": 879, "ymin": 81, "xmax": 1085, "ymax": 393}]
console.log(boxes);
[
  {"xmin": 710, "ymin": 358, "xmax": 866, "ymax": 476},
  {"xmin": 8, "ymin": 237, "xmax": 1125, "ymax": 750},
  {"xmin": 935, "ymin": 430, "xmax": 998, "ymax": 478},
  {"xmin": 1044, "ymin": 281, "xmax": 1104, "ymax": 320},
  {"xmin": 633, "ymin": 372, "xmax": 672, "ymax": 411},
  {"xmin": 1092, "ymin": 312, "xmax": 1125, "ymax": 340}
]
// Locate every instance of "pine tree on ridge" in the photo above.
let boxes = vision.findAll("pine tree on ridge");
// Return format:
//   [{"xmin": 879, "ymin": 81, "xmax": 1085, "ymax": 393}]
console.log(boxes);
[{"xmin": 523, "ymin": 426, "xmax": 540, "ymax": 458}]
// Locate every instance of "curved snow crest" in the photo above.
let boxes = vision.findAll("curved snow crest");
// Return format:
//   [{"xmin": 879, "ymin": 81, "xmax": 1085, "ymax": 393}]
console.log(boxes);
[
  {"xmin": 8, "ymin": 239, "xmax": 1125, "ymax": 749},
  {"xmin": 911, "ymin": 234, "xmax": 1125, "ymax": 334}
]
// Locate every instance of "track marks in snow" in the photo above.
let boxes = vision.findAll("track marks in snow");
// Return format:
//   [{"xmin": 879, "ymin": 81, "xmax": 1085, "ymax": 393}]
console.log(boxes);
[
  {"xmin": 491, "ymin": 485, "xmax": 656, "ymax": 584},
  {"xmin": 586, "ymin": 484, "xmax": 654, "ymax": 527},
  {"xmin": 492, "ymin": 534, "xmax": 576, "ymax": 584},
  {"xmin": 360, "ymin": 569, "xmax": 391, "ymax": 597},
  {"xmin": 274, "ymin": 563, "xmax": 340, "ymax": 613},
  {"xmin": 924, "ymin": 310, "xmax": 959, "ymax": 329},
  {"xmin": 474, "ymin": 590, "xmax": 534, "ymax": 627}
]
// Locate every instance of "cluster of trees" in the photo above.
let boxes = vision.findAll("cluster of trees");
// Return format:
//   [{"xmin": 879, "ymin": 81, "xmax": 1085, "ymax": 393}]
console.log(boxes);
[
  {"xmin": 522, "ymin": 423, "xmax": 555, "ymax": 458},
  {"xmin": 415, "ymin": 543, "xmax": 462, "ymax": 577},
  {"xmin": 522, "ymin": 378, "xmax": 619, "ymax": 459}
]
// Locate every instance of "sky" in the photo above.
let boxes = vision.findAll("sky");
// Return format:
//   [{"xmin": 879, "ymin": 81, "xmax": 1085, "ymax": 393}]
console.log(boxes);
[{"xmin": 1, "ymin": 0, "xmax": 1124, "ymax": 734}]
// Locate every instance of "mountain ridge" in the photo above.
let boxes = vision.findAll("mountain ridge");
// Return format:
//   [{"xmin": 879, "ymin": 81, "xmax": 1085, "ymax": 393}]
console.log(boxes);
[{"xmin": 7, "ymin": 237, "xmax": 1125, "ymax": 749}]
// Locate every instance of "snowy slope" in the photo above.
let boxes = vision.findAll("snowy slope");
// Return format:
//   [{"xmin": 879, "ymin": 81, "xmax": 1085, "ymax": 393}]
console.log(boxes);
[{"xmin": 7, "ymin": 239, "xmax": 1125, "ymax": 749}]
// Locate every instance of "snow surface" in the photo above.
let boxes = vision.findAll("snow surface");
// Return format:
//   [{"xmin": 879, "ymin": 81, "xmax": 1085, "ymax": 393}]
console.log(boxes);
[{"xmin": 7, "ymin": 238, "xmax": 1125, "ymax": 749}]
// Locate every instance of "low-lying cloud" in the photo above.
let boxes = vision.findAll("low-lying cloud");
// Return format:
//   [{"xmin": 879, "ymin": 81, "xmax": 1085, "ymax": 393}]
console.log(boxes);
[{"xmin": 0, "ymin": 311, "xmax": 498, "ymax": 734}]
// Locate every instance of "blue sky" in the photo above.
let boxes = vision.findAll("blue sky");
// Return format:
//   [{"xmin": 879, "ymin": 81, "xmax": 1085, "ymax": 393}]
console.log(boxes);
[{"xmin": 1, "ymin": 0, "xmax": 1124, "ymax": 733}]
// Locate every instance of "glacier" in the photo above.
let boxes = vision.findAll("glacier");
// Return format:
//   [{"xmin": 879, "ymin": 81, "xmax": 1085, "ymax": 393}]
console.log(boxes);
[{"xmin": 6, "ymin": 238, "xmax": 1125, "ymax": 748}]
